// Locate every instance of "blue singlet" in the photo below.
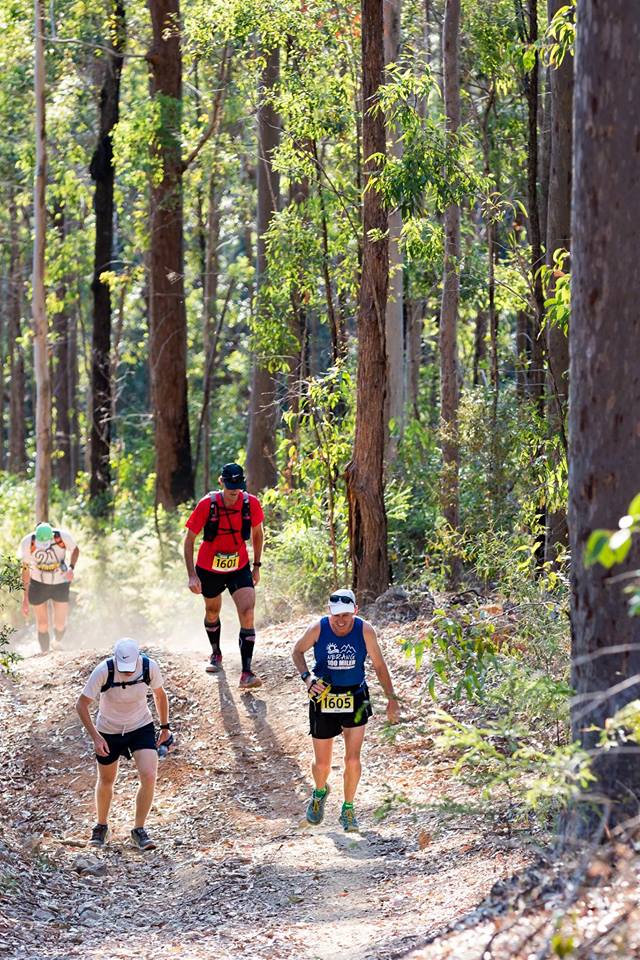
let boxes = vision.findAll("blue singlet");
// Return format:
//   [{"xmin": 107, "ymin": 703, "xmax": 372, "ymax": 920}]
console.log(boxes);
[{"xmin": 313, "ymin": 616, "xmax": 367, "ymax": 689}]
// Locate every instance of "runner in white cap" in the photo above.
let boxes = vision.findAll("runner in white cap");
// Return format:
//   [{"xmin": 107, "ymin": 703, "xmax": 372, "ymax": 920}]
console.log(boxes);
[
  {"xmin": 75, "ymin": 638, "xmax": 171, "ymax": 850},
  {"xmin": 17, "ymin": 521, "xmax": 80, "ymax": 652},
  {"xmin": 292, "ymin": 589, "xmax": 400, "ymax": 832}
]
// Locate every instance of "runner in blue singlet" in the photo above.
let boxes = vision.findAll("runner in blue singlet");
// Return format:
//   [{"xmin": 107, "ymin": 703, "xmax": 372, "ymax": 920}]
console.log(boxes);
[{"xmin": 292, "ymin": 588, "xmax": 400, "ymax": 832}]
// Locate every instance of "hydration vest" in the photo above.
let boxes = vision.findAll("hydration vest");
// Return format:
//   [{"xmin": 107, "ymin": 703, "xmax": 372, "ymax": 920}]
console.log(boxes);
[
  {"xmin": 100, "ymin": 655, "xmax": 151, "ymax": 693},
  {"xmin": 30, "ymin": 530, "xmax": 66, "ymax": 552},
  {"xmin": 202, "ymin": 491, "xmax": 251, "ymax": 543}
]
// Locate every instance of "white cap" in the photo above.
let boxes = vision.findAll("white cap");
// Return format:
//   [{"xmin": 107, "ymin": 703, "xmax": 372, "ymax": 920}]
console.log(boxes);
[
  {"xmin": 328, "ymin": 588, "xmax": 356, "ymax": 614},
  {"xmin": 113, "ymin": 637, "xmax": 140, "ymax": 673}
]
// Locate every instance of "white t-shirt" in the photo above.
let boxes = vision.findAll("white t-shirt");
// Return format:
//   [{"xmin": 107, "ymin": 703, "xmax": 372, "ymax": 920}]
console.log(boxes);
[
  {"xmin": 81, "ymin": 656, "xmax": 164, "ymax": 735},
  {"xmin": 18, "ymin": 528, "xmax": 78, "ymax": 585}
]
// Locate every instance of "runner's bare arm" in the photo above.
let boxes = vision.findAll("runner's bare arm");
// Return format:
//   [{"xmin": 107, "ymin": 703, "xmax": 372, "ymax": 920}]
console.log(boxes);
[
  {"xmin": 251, "ymin": 522, "xmax": 264, "ymax": 585},
  {"xmin": 292, "ymin": 622, "xmax": 322, "ymax": 689},
  {"xmin": 66, "ymin": 545, "xmax": 80, "ymax": 581},
  {"xmin": 184, "ymin": 530, "xmax": 202, "ymax": 593},
  {"xmin": 363, "ymin": 622, "xmax": 401, "ymax": 723},
  {"xmin": 20, "ymin": 563, "xmax": 30, "ymax": 616},
  {"xmin": 152, "ymin": 687, "xmax": 170, "ymax": 745},
  {"xmin": 75, "ymin": 694, "xmax": 109, "ymax": 756}
]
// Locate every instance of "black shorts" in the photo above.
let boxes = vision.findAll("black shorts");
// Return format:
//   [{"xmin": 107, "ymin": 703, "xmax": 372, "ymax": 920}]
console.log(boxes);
[
  {"xmin": 196, "ymin": 563, "xmax": 254, "ymax": 599},
  {"xmin": 309, "ymin": 684, "xmax": 373, "ymax": 740},
  {"xmin": 28, "ymin": 579, "xmax": 70, "ymax": 606},
  {"xmin": 96, "ymin": 722, "xmax": 157, "ymax": 766}
]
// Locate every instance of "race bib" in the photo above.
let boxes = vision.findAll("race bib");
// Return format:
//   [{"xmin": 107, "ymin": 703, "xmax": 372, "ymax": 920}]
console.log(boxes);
[
  {"xmin": 211, "ymin": 552, "xmax": 240, "ymax": 572},
  {"xmin": 321, "ymin": 692, "xmax": 354, "ymax": 714}
]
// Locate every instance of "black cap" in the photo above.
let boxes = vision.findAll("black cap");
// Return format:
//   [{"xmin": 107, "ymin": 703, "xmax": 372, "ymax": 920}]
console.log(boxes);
[{"xmin": 220, "ymin": 463, "xmax": 246, "ymax": 490}]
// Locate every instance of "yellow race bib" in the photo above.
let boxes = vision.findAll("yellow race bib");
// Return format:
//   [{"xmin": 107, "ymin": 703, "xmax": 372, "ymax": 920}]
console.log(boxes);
[
  {"xmin": 321, "ymin": 692, "xmax": 354, "ymax": 714},
  {"xmin": 211, "ymin": 552, "xmax": 240, "ymax": 572}
]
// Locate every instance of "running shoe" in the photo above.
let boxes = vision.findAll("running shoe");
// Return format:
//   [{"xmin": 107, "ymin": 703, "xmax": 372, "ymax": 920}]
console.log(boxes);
[
  {"xmin": 89, "ymin": 823, "xmax": 108, "ymax": 847},
  {"xmin": 306, "ymin": 784, "xmax": 330, "ymax": 825},
  {"xmin": 205, "ymin": 653, "xmax": 223, "ymax": 674},
  {"xmin": 239, "ymin": 671, "xmax": 263, "ymax": 689},
  {"xmin": 130, "ymin": 827, "xmax": 156, "ymax": 851},
  {"xmin": 339, "ymin": 805, "xmax": 360, "ymax": 832}
]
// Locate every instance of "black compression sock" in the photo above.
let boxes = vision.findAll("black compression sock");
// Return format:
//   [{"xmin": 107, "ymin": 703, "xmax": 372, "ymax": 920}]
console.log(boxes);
[
  {"xmin": 204, "ymin": 619, "xmax": 222, "ymax": 656},
  {"xmin": 239, "ymin": 628, "xmax": 256, "ymax": 673},
  {"xmin": 37, "ymin": 631, "xmax": 50, "ymax": 653},
  {"xmin": 55, "ymin": 628, "xmax": 65, "ymax": 644}
]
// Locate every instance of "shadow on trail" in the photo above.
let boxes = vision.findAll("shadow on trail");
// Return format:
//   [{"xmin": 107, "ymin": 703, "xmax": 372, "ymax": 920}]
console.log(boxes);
[{"xmin": 214, "ymin": 669, "xmax": 308, "ymax": 819}]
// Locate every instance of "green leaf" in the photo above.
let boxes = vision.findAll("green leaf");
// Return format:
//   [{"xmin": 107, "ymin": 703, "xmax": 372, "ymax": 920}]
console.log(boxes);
[
  {"xmin": 584, "ymin": 530, "xmax": 614, "ymax": 568},
  {"xmin": 628, "ymin": 493, "xmax": 640, "ymax": 519}
]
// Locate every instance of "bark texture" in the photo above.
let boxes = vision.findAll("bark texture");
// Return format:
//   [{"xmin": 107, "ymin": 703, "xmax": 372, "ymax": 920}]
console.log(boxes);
[
  {"xmin": 147, "ymin": 0, "xmax": 194, "ymax": 509},
  {"xmin": 345, "ymin": 0, "xmax": 389, "ymax": 601},
  {"xmin": 8, "ymin": 192, "xmax": 26, "ymax": 475},
  {"xmin": 33, "ymin": 0, "xmax": 51, "ymax": 522},
  {"xmin": 89, "ymin": 0, "xmax": 125, "ymax": 508},
  {"xmin": 246, "ymin": 46, "xmax": 280, "ymax": 494},
  {"xmin": 440, "ymin": 0, "xmax": 461, "ymax": 566},
  {"xmin": 569, "ymin": 1, "xmax": 640, "ymax": 825},
  {"xmin": 544, "ymin": 0, "xmax": 573, "ymax": 563}
]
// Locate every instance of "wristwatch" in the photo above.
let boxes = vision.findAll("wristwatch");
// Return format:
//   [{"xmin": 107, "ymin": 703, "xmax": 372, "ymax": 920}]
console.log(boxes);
[
  {"xmin": 253, "ymin": 561, "xmax": 262, "ymax": 567},
  {"xmin": 160, "ymin": 723, "xmax": 171, "ymax": 730},
  {"xmin": 300, "ymin": 671, "xmax": 311, "ymax": 683}
]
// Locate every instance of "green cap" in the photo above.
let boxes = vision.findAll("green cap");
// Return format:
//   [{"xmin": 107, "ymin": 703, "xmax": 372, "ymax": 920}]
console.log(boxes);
[{"xmin": 35, "ymin": 522, "xmax": 54, "ymax": 542}]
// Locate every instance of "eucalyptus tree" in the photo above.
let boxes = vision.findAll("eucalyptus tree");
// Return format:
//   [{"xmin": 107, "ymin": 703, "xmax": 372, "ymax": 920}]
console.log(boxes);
[{"xmin": 569, "ymin": 0, "xmax": 640, "ymax": 828}]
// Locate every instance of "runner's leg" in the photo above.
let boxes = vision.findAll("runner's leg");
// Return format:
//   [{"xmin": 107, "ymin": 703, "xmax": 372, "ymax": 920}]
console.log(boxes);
[
  {"xmin": 32, "ymin": 602, "xmax": 50, "ymax": 652},
  {"xmin": 204, "ymin": 595, "xmax": 223, "ymax": 655},
  {"xmin": 342, "ymin": 725, "xmax": 366, "ymax": 803},
  {"xmin": 132, "ymin": 749, "xmax": 158, "ymax": 829},
  {"xmin": 52, "ymin": 600, "xmax": 69, "ymax": 644},
  {"xmin": 232, "ymin": 586, "xmax": 256, "ymax": 671},
  {"xmin": 311, "ymin": 736, "xmax": 334, "ymax": 792},
  {"xmin": 96, "ymin": 758, "xmax": 119, "ymax": 824}
]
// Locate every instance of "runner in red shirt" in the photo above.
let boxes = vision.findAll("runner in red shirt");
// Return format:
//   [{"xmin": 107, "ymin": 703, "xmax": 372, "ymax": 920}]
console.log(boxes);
[{"xmin": 184, "ymin": 463, "xmax": 264, "ymax": 688}]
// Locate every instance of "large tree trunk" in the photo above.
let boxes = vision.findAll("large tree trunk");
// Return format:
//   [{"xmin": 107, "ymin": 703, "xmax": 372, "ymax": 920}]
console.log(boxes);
[
  {"xmin": 8, "ymin": 191, "xmax": 26, "ymax": 475},
  {"xmin": 147, "ymin": 0, "xmax": 194, "ymax": 509},
  {"xmin": 383, "ymin": 0, "xmax": 405, "ymax": 464},
  {"xmin": 440, "ymin": 0, "xmax": 461, "ymax": 581},
  {"xmin": 246, "ymin": 46, "xmax": 280, "ymax": 494},
  {"xmin": 51, "ymin": 207, "xmax": 73, "ymax": 490},
  {"xmin": 345, "ymin": 0, "xmax": 389, "ymax": 602},
  {"xmin": 569, "ymin": 1, "xmax": 640, "ymax": 829},
  {"xmin": 89, "ymin": 0, "xmax": 125, "ymax": 510},
  {"xmin": 544, "ymin": 0, "xmax": 573, "ymax": 564},
  {"xmin": 33, "ymin": 0, "xmax": 51, "ymax": 521}
]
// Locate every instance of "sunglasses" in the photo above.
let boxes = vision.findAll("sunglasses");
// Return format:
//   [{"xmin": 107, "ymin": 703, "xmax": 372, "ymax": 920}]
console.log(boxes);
[{"xmin": 329, "ymin": 595, "xmax": 354, "ymax": 605}]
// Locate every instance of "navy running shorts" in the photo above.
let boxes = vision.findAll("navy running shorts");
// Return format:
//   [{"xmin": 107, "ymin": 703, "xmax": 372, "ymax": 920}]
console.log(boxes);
[
  {"xmin": 96, "ymin": 722, "xmax": 157, "ymax": 766},
  {"xmin": 309, "ymin": 684, "xmax": 373, "ymax": 740}
]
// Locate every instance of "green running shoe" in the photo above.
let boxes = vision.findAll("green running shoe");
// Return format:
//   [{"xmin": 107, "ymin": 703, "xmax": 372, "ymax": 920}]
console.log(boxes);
[
  {"xmin": 306, "ymin": 784, "xmax": 330, "ymax": 825},
  {"xmin": 339, "ymin": 804, "xmax": 359, "ymax": 832}
]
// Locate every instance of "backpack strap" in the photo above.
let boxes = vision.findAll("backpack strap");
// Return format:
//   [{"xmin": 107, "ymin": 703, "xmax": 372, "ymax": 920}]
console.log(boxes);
[
  {"xmin": 30, "ymin": 534, "xmax": 36, "ymax": 554},
  {"xmin": 241, "ymin": 492, "xmax": 252, "ymax": 541},
  {"xmin": 142, "ymin": 655, "xmax": 151, "ymax": 686},
  {"xmin": 53, "ymin": 530, "xmax": 66, "ymax": 550},
  {"xmin": 100, "ymin": 658, "xmax": 116, "ymax": 693},
  {"xmin": 202, "ymin": 492, "xmax": 220, "ymax": 542}
]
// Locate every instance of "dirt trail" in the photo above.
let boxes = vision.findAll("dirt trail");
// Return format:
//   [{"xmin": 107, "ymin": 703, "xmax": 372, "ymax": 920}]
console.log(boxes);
[{"xmin": 0, "ymin": 619, "xmax": 528, "ymax": 960}]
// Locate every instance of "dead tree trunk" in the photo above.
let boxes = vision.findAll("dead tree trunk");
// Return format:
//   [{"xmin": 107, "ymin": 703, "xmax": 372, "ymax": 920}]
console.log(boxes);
[
  {"xmin": 569, "ymin": 0, "xmax": 640, "ymax": 829},
  {"xmin": 440, "ymin": 0, "xmax": 461, "ymax": 581},
  {"xmin": 246, "ymin": 45, "xmax": 280, "ymax": 493},
  {"xmin": 89, "ymin": 0, "xmax": 125, "ymax": 510},
  {"xmin": 345, "ymin": 0, "xmax": 389, "ymax": 601},
  {"xmin": 544, "ymin": 0, "xmax": 573, "ymax": 563},
  {"xmin": 33, "ymin": 0, "xmax": 51, "ymax": 521},
  {"xmin": 147, "ymin": 0, "xmax": 194, "ymax": 509}
]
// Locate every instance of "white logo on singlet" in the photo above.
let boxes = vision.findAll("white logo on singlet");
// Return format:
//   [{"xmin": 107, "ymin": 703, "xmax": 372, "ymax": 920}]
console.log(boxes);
[{"xmin": 326, "ymin": 642, "xmax": 357, "ymax": 670}]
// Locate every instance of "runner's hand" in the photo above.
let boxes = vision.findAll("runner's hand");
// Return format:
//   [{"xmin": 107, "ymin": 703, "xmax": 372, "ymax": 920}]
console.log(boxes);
[
  {"xmin": 93, "ymin": 734, "xmax": 109, "ymax": 757},
  {"xmin": 188, "ymin": 573, "xmax": 202, "ymax": 595},
  {"xmin": 65, "ymin": 569, "xmax": 74, "ymax": 582},
  {"xmin": 21, "ymin": 596, "xmax": 29, "ymax": 618},
  {"xmin": 386, "ymin": 698, "xmax": 401, "ymax": 725},
  {"xmin": 252, "ymin": 565, "xmax": 261, "ymax": 586},
  {"xmin": 308, "ymin": 677, "xmax": 329, "ymax": 699},
  {"xmin": 157, "ymin": 728, "xmax": 171, "ymax": 747}
]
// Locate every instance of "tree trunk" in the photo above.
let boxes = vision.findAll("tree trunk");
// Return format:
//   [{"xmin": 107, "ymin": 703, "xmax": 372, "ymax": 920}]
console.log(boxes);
[
  {"xmin": 440, "ymin": 0, "xmax": 461, "ymax": 581},
  {"xmin": 51, "ymin": 207, "xmax": 73, "ymax": 490},
  {"xmin": 384, "ymin": 0, "xmax": 405, "ymax": 464},
  {"xmin": 0, "ymin": 274, "xmax": 5, "ymax": 471},
  {"xmin": 544, "ymin": 0, "xmax": 573, "ymax": 564},
  {"xmin": 33, "ymin": 0, "xmax": 51, "ymax": 522},
  {"xmin": 246, "ymin": 46, "xmax": 280, "ymax": 494},
  {"xmin": 201, "ymin": 172, "xmax": 220, "ymax": 492},
  {"xmin": 89, "ymin": 0, "xmax": 125, "ymax": 510},
  {"xmin": 345, "ymin": 0, "xmax": 389, "ymax": 602},
  {"xmin": 8, "ymin": 191, "xmax": 26, "ymax": 475},
  {"xmin": 147, "ymin": 0, "xmax": 194, "ymax": 509},
  {"xmin": 569, "ymin": 0, "xmax": 640, "ymax": 828}
]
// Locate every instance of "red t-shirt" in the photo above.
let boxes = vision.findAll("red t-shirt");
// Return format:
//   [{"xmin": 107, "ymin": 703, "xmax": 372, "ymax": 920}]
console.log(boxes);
[{"xmin": 185, "ymin": 491, "xmax": 264, "ymax": 572}]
